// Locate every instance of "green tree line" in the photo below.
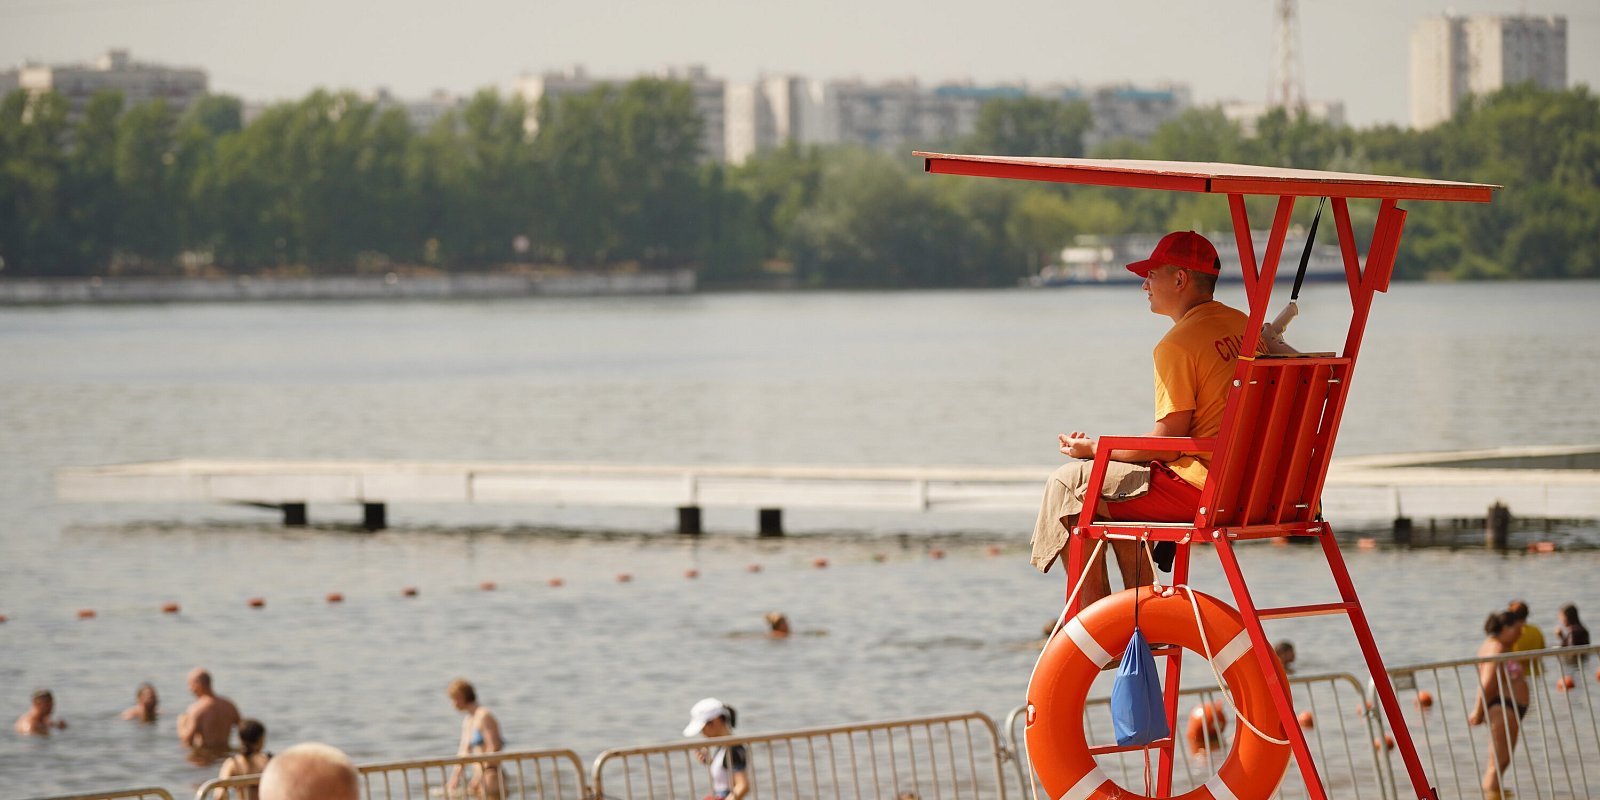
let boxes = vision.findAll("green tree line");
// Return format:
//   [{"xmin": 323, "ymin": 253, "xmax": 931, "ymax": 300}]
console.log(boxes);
[{"xmin": 1, "ymin": 82, "xmax": 1594, "ymax": 284}]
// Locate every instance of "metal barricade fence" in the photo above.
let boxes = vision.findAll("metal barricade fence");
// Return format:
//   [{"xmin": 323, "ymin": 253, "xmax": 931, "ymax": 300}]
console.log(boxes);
[
  {"xmin": 1371, "ymin": 643, "xmax": 1600, "ymax": 800},
  {"xmin": 589, "ymin": 711, "xmax": 1008, "ymax": 800},
  {"xmin": 33, "ymin": 791, "xmax": 174, "ymax": 800},
  {"xmin": 1005, "ymin": 672, "xmax": 1386, "ymax": 800},
  {"xmin": 193, "ymin": 748, "xmax": 587, "ymax": 800}
]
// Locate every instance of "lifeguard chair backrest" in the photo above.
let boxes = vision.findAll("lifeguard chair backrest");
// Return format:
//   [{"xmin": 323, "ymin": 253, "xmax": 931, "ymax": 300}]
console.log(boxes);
[{"xmin": 1197, "ymin": 355, "xmax": 1350, "ymax": 529}]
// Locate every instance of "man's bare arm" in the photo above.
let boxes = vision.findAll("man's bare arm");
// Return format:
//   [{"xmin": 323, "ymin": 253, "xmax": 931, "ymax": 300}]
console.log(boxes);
[{"xmin": 176, "ymin": 710, "xmax": 197, "ymax": 746}]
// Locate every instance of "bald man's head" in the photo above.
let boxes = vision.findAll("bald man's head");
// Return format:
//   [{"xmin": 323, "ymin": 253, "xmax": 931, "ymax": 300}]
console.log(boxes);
[{"xmin": 259, "ymin": 743, "xmax": 359, "ymax": 800}]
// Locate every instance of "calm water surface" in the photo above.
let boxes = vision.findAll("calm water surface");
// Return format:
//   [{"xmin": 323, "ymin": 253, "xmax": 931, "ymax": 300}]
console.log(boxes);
[{"xmin": 1, "ymin": 282, "xmax": 1597, "ymax": 796}]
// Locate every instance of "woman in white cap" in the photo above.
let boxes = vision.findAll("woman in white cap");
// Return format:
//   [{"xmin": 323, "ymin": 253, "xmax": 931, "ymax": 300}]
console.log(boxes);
[{"xmin": 684, "ymin": 697, "xmax": 748, "ymax": 800}]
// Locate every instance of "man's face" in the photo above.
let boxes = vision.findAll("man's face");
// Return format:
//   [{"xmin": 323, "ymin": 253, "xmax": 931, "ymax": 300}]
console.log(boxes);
[{"xmin": 1142, "ymin": 265, "xmax": 1184, "ymax": 316}]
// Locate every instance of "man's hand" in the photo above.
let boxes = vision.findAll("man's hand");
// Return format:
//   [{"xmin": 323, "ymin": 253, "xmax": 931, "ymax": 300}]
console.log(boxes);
[{"xmin": 1058, "ymin": 432, "xmax": 1095, "ymax": 460}]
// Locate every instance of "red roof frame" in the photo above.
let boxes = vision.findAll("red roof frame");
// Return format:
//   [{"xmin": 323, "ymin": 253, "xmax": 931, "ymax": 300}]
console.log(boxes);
[{"xmin": 916, "ymin": 153, "xmax": 1498, "ymax": 203}]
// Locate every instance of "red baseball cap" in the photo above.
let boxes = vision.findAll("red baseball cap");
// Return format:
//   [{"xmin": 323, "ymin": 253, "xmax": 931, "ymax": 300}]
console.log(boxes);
[{"xmin": 1125, "ymin": 231, "xmax": 1221, "ymax": 278}]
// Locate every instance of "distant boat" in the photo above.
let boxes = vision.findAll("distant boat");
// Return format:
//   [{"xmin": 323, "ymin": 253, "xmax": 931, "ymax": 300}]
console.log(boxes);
[{"xmin": 1030, "ymin": 231, "xmax": 1351, "ymax": 287}]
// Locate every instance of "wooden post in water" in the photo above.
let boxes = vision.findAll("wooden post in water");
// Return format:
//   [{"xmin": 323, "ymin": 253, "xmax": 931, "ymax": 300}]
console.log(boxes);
[
  {"xmin": 282, "ymin": 503, "xmax": 308, "ymax": 527},
  {"xmin": 677, "ymin": 506, "xmax": 703, "ymax": 535},
  {"xmin": 758, "ymin": 508, "xmax": 783, "ymax": 537},
  {"xmin": 1392, "ymin": 516, "xmax": 1413, "ymax": 546},
  {"xmin": 1485, "ymin": 502, "xmax": 1511, "ymax": 550},
  {"xmin": 362, "ymin": 503, "xmax": 386, "ymax": 531}
]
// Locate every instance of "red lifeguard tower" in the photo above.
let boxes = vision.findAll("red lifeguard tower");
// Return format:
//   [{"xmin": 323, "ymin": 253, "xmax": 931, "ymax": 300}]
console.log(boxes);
[{"xmin": 918, "ymin": 154, "xmax": 1497, "ymax": 800}]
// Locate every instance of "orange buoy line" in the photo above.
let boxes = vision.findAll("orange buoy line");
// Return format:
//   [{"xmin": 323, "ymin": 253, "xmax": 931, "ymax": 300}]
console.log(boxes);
[{"xmin": 1, "ymin": 541, "xmax": 1012, "ymax": 624}]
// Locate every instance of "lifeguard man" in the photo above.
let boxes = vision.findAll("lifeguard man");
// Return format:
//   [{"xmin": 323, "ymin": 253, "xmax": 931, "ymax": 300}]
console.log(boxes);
[{"xmin": 1030, "ymin": 230, "xmax": 1253, "ymax": 607}]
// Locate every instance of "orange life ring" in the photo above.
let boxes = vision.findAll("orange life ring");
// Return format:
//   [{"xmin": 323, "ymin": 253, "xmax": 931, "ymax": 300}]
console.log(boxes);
[{"xmin": 1026, "ymin": 587, "xmax": 1291, "ymax": 800}]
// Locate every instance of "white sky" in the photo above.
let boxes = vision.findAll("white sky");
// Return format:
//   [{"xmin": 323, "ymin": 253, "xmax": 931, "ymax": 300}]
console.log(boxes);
[{"xmin": 1, "ymin": 0, "xmax": 1595, "ymax": 127}]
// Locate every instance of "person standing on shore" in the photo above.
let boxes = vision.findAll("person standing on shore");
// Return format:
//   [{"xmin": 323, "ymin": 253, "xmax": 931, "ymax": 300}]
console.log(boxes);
[
  {"xmin": 178, "ymin": 668, "xmax": 241, "ymax": 757},
  {"xmin": 684, "ymin": 697, "xmax": 749, "ymax": 800},
  {"xmin": 258, "ymin": 742, "xmax": 358, "ymax": 800},
  {"xmin": 446, "ymin": 678, "xmax": 504, "ymax": 798},
  {"xmin": 14, "ymin": 689, "xmax": 67, "ymax": 735},
  {"xmin": 1469, "ymin": 611, "xmax": 1530, "ymax": 800},
  {"xmin": 216, "ymin": 719, "xmax": 271, "ymax": 799}
]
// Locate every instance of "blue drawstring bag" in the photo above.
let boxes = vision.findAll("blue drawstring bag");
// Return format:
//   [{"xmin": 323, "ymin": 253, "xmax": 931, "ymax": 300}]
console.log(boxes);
[{"xmin": 1111, "ymin": 627, "xmax": 1170, "ymax": 746}]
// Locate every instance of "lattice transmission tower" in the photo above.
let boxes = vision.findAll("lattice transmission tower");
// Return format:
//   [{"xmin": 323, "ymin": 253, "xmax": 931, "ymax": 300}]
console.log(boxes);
[{"xmin": 1269, "ymin": 0, "xmax": 1307, "ymax": 112}]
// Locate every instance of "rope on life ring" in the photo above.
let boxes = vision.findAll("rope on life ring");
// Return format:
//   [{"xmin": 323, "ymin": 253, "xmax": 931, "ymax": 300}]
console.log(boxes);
[{"xmin": 1025, "ymin": 586, "xmax": 1292, "ymax": 800}]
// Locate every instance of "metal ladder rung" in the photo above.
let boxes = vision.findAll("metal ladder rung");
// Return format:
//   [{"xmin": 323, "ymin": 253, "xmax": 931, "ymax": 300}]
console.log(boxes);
[
  {"xmin": 1087, "ymin": 738, "xmax": 1174, "ymax": 757},
  {"xmin": 1256, "ymin": 601, "xmax": 1356, "ymax": 620}
]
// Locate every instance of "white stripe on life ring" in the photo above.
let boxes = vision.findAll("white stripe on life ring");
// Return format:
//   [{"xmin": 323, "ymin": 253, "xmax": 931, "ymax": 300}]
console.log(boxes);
[
  {"xmin": 1064, "ymin": 617, "xmax": 1113, "ymax": 669},
  {"xmin": 1204, "ymin": 774, "xmax": 1241, "ymax": 800},
  {"xmin": 1212, "ymin": 630, "xmax": 1253, "ymax": 673},
  {"xmin": 1060, "ymin": 765, "xmax": 1108, "ymax": 800}
]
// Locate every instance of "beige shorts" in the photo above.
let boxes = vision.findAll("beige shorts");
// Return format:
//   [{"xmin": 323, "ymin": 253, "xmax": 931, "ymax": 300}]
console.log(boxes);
[{"xmin": 1028, "ymin": 460, "xmax": 1154, "ymax": 573}]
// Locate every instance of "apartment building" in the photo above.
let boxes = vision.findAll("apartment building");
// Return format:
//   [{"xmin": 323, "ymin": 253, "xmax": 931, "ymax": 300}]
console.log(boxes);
[
  {"xmin": 516, "ymin": 65, "xmax": 726, "ymax": 162},
  {"xmin": 1411, "ymin": 14, "xmax": 1566, "ymax": 129},
  {"xmin": 15, "ymin": 48, "xmax": 207, "ymax": 124}
]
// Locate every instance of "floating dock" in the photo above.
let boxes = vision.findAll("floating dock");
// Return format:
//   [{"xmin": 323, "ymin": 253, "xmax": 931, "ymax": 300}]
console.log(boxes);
[{"xmin": 55, "ymin": 445, "xmax": 1600, "ymax": 534}]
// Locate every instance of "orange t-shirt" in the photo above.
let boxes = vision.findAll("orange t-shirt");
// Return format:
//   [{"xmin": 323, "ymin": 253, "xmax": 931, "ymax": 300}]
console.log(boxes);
[{"xmin": 1152, "ymin": 301, "xmax": 1252, "ymax": 488}]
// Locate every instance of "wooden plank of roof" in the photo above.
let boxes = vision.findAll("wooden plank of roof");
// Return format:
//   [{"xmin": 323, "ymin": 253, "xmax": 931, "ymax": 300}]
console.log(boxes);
[{"xmin": 917, "ymin": 153, "xmax": 1498, "ymax": 203}]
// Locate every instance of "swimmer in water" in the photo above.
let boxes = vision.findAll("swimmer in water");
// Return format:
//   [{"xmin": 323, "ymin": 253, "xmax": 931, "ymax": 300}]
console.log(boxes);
[
  {"xmin": 122, "ymin": 682, "xmax": 159, "ymax": 723},
  {"xmin": 765, "ymin": 612, "xmax": 791, "ymax": 639},
  {"xmin": 177, "ymin": 668, "xmax": 241, "ymax": 761},
  {"xmin": 15, "ymin": 689, "xmax": 67, "ymax": 735}
]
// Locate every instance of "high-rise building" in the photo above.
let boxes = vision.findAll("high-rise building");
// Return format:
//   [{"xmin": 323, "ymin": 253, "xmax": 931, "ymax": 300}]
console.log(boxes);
[
  {"xmin": 1046, "ymin": 83, "xmax": 1193, "ymax": 150},
  {"xmin": 822, "ymin": 79, "xmax": 1028, "ymax": 155},
  {"xmin": 522, "ymin": 64, "xmax": 1194, "ymax": 163},
  {"xmin": 515, "ymin": 65, "xmax": 726, "ymax": 162},
  {"xmin": 1410, "ymin": 14, "xmax": 1566, "ymax": 129},
  {"xmin": 15, "ymin": 48, "xmax": 207, "ymax": 124},
  {"xmin": 725, "ymin": 75, "xmax": 832, "ymax": 164},
  {"xmin": 366, "ymin": 88, "xmax": 464, "ymax": 132}
]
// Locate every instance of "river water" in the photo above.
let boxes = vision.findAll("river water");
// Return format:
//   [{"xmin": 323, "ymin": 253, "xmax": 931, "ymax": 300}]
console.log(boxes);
[{"xmin": 1, "ymin": 281, "xmax": 1597, "ymax": 797}]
